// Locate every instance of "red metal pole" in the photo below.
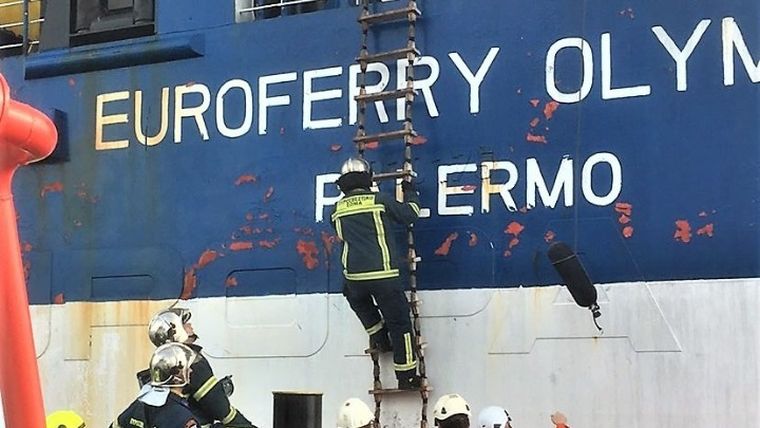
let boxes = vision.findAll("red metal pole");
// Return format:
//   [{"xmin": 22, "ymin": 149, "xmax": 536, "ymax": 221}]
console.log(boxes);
[{"xmin": 0, "ymin": 74, "xmax": 57, "ymax": 428}]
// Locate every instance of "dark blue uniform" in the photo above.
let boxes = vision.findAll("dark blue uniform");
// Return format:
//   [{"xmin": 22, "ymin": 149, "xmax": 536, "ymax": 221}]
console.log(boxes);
[
  {"xmin": 110, "ymin": 392, "xmax": 199, "ymax": 428},
  {"xmin": 331, "ymin": 187, "xmax": 421, "ymax": 382}
]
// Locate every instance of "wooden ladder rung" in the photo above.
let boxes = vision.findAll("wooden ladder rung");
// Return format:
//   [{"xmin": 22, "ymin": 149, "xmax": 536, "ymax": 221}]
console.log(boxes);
[
  {"xmin": 357, "ymin": 47, "xmax": 420, "ymax": 63},
  {"xmin": 355, "ymin": 87, "xmax": 415, "ymax": 103},
  {"xmin": 373, "ymin": 169, "xmax": 416, "ymax": 181},
  {"xmin": 355, "ymin": 129, "xmax": 417, "ymax": 144},
  {"xmin": 358, "ymin": 5, "xmax": 421, "ymax": 25}
]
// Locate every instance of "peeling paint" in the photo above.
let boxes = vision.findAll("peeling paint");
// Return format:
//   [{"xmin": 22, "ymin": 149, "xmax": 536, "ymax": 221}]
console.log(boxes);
[
  {"xmin": 330, "ymin": 144, "xmax": 342, "ymax": 152},
  {"xmin": 225, "ymin": 276, "xmax": 238, "ymax": 288},
  {"xmin": 41, "ymin": 182, "xmax": 64, "ymax": 197},
  {"xmin": 240, "ymin": 225, "xmax": 253, "ymax": 235},
  {"xmin": 229, "ymin": 241, "xmax": 254, "ymax": 251},
  {"xmin": 509, "ymin": 237, "xmax": 520, "ymax": 249},
  {"xmin": 245, "ymin": 213, "xmax": 254, "ymax": 221},
  {"xmin": 543, "ymin": 101, "xmax": 560, "ymax": 120},
  {"xmin": 468, "ymin": 232, "xmax": 478, "ymax": 247},
  {"xmin": 182, "ymin": 268, "xmax": 197, "ymax": 299},
  {"xmin": 622, "ymin": 226, "xmax": 634, "ymax": 238},
  {"xmin": 529, "ymin": 117, "xmax": 540, "ymax": 127},
  {"xmin": 461, "ymin": 184, "xmax": 477, "ymax": 192},
  {"xmin": 67, "ymin": 78, "xmax": 76, "ymax": 87},
  {"xmin": 196, "ymin": 250, "xmax": 221, "ymax": 269},
  {"xmin": 529, "ymin": 99, "xmax": 540, "ymax": 107},
  {"xmin": 412, "ymin": 135, "xmax": 428, "ymax": 145},
  {"xmin": 674, "ymin": 220, "xmax": 692, "ymax": 243},
  {"xmin": 364, "ymin": 141, "xmax": 379, "ymax": 150},
  {"xmin": 697, "ymin": 223, "xmax": 714, "ymax": 237},
  {"xmin": 434, "ymin": 232, "xmax": 459, "ymax": 256},
  {"xmin": 526, "ymin": 133, "xmax": 547, "ymax": 144},
  {"xmin": 614, "ymin": 202, "xmax": 632, "ymax": 216},
  {"xmin": 259, "ymin": 238, "xmax": 280, "ymax": 249},
  {"xmin": 503, "ymin": 250, "xmax": 512, "ymax": 257},
  {"xmin": 618, "ymin": 214, "xmax": 631, "ymax": 224},
  {"xmin": 53, "ymin": 293, "xmax": 65, "ymax": 304},
  {"xmin": 296, "ymin": 240, "xmax": 319, "ymax": 270},
  {"xmin": 321, "ymin": 231, "xmax": 336, "ymax": 256},
  {"xmin": 544, "ymin": 230, "xmax": 555, "ymax": 243},
  {"xmin": 264, "ymin": 187, "xmax": 275, "ymax": 202},
  {"xmin": 505, "ymin": 221, "xmax": 525, "ymax": 237},
  {"xmin": 234, "ymin": 174, "xmax": 257, "ymax": 186},
  {"xmin": 21, "ymin": 242, "xmax": 32, "ymax": 252}
]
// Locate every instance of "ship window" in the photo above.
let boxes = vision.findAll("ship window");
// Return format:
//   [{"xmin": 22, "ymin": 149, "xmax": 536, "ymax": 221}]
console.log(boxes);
[
  {"xmin": 69, "ymin": 0, "xmax": 155, "ymax": 46},
  {"xmin": 236, "ymin": 0, "xmax": 330, "ymax": 23},
  {"xmin": 0, "ymin": 0, "xmax": 45, "ymax": 56}
]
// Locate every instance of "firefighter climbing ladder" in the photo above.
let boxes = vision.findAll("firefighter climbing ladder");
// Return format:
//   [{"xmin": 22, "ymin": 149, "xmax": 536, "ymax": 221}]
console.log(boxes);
[{"xmin": 354, "ymin": 1, "xmax": 430, "ymax": 428}]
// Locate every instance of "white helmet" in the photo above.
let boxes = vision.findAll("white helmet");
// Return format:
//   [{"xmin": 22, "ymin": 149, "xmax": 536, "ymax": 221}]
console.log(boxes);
[
  {"xmin": 148, "ymin": 308, "xmax": 191, "ymax": 346},
  {"xmin": 433, "ymin": 394, "xmax": 471, "ymax": 422},
  {"xmin": 340, "ymin": 157, "xmax": 370, "ymax": 175},
  {"xmin": 336, "ymin": 398, "xmax": 375, "ymax": 428},
  {"xmin": 478, "ymin": 406, "xmax": 512, "ymax": 428},
  {"xmin": 150, "ymin": 343, "xmax": 196, "ymax": 387}
]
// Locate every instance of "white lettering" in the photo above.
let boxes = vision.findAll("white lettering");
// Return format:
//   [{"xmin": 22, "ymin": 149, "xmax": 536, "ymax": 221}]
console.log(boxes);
[
  {"xmin": 438, "ymin": 163, "xmax": 477, "ymax": 216},
  {"xmin": 135, "ymin": 88, "xmax": 169, "ymax": 146},
  {"xmin": 315, "ymin": 173, "xmax": 342, "ymax": 222},
  {"xmin": 526, "ymin": 156, "xmax": 573, "ymax": 209},
  {"xmin": 652, "ymin": 20, "xmax": 711, "ymax": 92},
  {"xmin": 396, "ymin": 56, "xmax": 441, "ymax": 120},
  {"xmin": 95, "ymin": 91, "xmax": 130, "ymax": 150},
  {"xmin": 601, "ymin": 33, "xmax": 652, "ymax": 99},
  {"xmin": 174, "ymin": 83, "xmax": 211, "ymax": 143},
  {"xmin": 216, "ymin": 79, "xmax": 254, "ymax": 138},
  {"xmin": 722, "ymin": 16, "xmax": 760, "ymax": 86},
  {"xmin": 349, "ymin": 63, "xmax": 390, "ymax": 125},
  {"xmin": 481, "ymin": 160, "xmax": 518, "ymax": 213},
  {"xmin": 258, "ymin": 72, "xmax": 298, "ymax": 135},
  {"xmin": 582, "ymin": 152, "xmax": 622, "ymax": 206},
  {"xmin": 546, "ymin": 37, "xmax": 593, "ymax": 103},
  {"xmin": 303, "ymin": 66, "xmax": 343, "ymax": 130},
  {"xmin": 448, "ymin": 47, "xmax": 500, "ymax": 114}
]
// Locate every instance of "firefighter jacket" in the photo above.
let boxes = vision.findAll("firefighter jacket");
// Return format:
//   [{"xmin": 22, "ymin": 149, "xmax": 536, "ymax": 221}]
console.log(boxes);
[
  {"xmin": 330, "ymin": 188, "xmax": 420, "ymax": 281},
  {"xmin": 109, "ymin": 392, "xmax": 199, "ymax": 428},
  {"xmin": 186, "ymin": 343, "xmax": 256, "ymax": 427}
]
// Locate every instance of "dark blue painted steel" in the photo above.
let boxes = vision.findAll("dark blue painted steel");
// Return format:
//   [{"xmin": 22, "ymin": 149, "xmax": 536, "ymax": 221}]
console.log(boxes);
[{"xmin": 3, "ymin": 0, "xmax": 758, "ymax": 303}]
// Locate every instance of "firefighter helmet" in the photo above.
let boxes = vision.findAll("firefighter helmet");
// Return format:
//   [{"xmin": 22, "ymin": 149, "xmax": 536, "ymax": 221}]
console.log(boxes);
[
  {"xmin": 478, "ymin": 406, "xmax": 512, "ymax": 428},
  {"xmin": 336, "ymin": 398, "xmax": 375, "ymax": 428},
  {"xmin": 46, "ymin": 410, "xmax": 86, "ymax": 428},
  {"xmin": 340, "ymin": 157, "xmax": 370, "ymax": 175},
  {"xmin": 149, "ymin": 342, "xmax": 196, "ymax": 387},
  {"xmin": 148, "ymin": 307, "xmax": 191, "ymax": 346},
  {"xmin": 433, "ymin": 394, "xmax": 471, "ymax": 422}
]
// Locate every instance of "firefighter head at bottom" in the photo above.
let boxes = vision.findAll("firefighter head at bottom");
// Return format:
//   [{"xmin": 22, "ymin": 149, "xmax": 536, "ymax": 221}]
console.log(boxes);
[
  {"xmin": 337, "ymin": 398, "xmax": 376, "ymax": 428},
  {"xmin": 433, "ymin": 394, "xmax": 472, "ymax": 428}
]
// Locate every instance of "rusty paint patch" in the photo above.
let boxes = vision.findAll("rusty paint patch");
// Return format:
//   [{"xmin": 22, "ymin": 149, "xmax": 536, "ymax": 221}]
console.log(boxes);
[
  {"xmin": 526, "ymin": 133, "xmax": 547, "ymax": 144},
  {"xmin": 234, "ymin": 174, "xmax": 257, "ymax": 186},
  {"xmin": 245, "ymin": 212, "xmax": 254, "ymax": 221},
  {"xmin": 364, "ymin": 141, "xmax": 379, "ymax": 150},
  {"xmin": 240, "ymin": 225, "xmax": 253, "ymax": 235},
  {"xmin": 40, "ymin": 182, "xmax": 63, "ymax": 197},
  {"xmin": 330, "ymin": 144, "xmax": 342, "ymax": 152},
  {"xmin": 321, "ymin": 231, "xmax": 336, "ymax": 256},
  {"xmin": 434, "ymin": 232, "xmax": 459, "ymax": 256},
  {"xmin": 181, "ymin": 268, "xmax": 197, "ymax": 300},
  {"xmin": 618, "ymin": 214, "xmax": 631, "ymax": 224},
  {"xmin": 67, "ymin": 78, "xmax": 76, "ymax": 87},
  {"xmin": 509, "ymin": 237, "xmax": 520, "ymax": 249},
  {"xmin": 229, "ymin": 241, "xmax": 254, "ymax": 251},
  {"xmin": 543, "ymin": 101, "xmax": 560, "ymax": 120},
  {"xmin": 529, "ymin": 117, "xmax": 540, "ymax": 127},
  {"xmin": 196, "ymin": 250, "xmax": 220, "ymax": 269},
  {"xmin": 544, "ymin": 230, "xmax": 556, "ymax": 243},
  {"xmin": 296, "ymin": 240, "xmax": 319, "ymax": 270},
  {"xmin": 412, "ymin": 135, "xmax": 428, "ymax": 145},
  {"xmin": 461, "ymin": 184, "xmax": 477, "ymax": 192},
  {"xmin": 503, "ymin": 250, "xmax": 512, "ymax": 257},
  {"xmin": 21, "ymin": 242, "xmax": 32, "ymax": 252},
  {"xmin": 225, "ymin": 276, "xmax": 238, "ymax": 288},
  {"xmin": 468, "ymin": 232, "xmax": 478, "ymax": 247},
  {"xmin": 529, "ymin": 99, "xmax": 540, "ymax": 107},
  {"xmin": 259, "ymin": 239, "xmax": 280, "ymax": 249},
  {"xmin": 622, "ymin": 226, "xmax": 634, "ymax": 238},
  {"xmin": 614, "ymin": 202, "xmax": 632, "ymax": 216},
  {"xmin": 697, "ymin": 223, "xmax": 714, "ymax": 237},
  {"xmin": 264, "ymin": 187, "xmax": 275, "ymax": 202},
  {"xmin": 53, "ymin": 293, "xmax": 65, "ymax": 304},
  {"xmin": 505, "ymin": 221, "xmax": 525, "ymax": 237},
  {"xmin": 75, "ymin": 185, "xmax": 99, "ymax": 203},
  {"xmin": 674, "ymin": 220, "xmax": 692, "ymax": 243}
]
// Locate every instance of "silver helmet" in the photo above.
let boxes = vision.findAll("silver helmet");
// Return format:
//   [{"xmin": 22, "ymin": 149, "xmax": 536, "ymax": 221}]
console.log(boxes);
[
  {"xmin": 340, "ymin": 157, "xmax": 370, "ymax": 175},
  {"xmin": 148, "ymin": 308, "xmax": 191, "ymax": 347},
  {"xmin": 150, "ymin": 342, "xmax": 196, "ymax": 387}
]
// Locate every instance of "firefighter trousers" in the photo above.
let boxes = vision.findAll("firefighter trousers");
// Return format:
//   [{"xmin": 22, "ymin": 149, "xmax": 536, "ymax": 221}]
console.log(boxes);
[{"xmin": 343, "ymin": 277, "xmax": 418, "ymax": 378}]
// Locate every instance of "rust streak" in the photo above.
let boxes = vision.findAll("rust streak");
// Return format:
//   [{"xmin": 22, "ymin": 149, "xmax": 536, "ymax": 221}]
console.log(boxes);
[
  {"xmin": 674, "ymin": 220, "xmax": 692, "ymax": 243},
  {"xmin": 434, "ymin": 232, "xmax": 459, "ymax": 256},
  {"xmin": 296, "ymin": 240, "xmax": 319, "ymax": 270},
  {"xmin": 181, "ymin": 268, "xmax": 197, "ymax": 300}
]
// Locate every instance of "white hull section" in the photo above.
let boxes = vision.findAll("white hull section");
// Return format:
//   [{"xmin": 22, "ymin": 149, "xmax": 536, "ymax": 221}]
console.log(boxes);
[{"xmin": 13, "ymin": 278, "xmax": 760, "ymax": 427}]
